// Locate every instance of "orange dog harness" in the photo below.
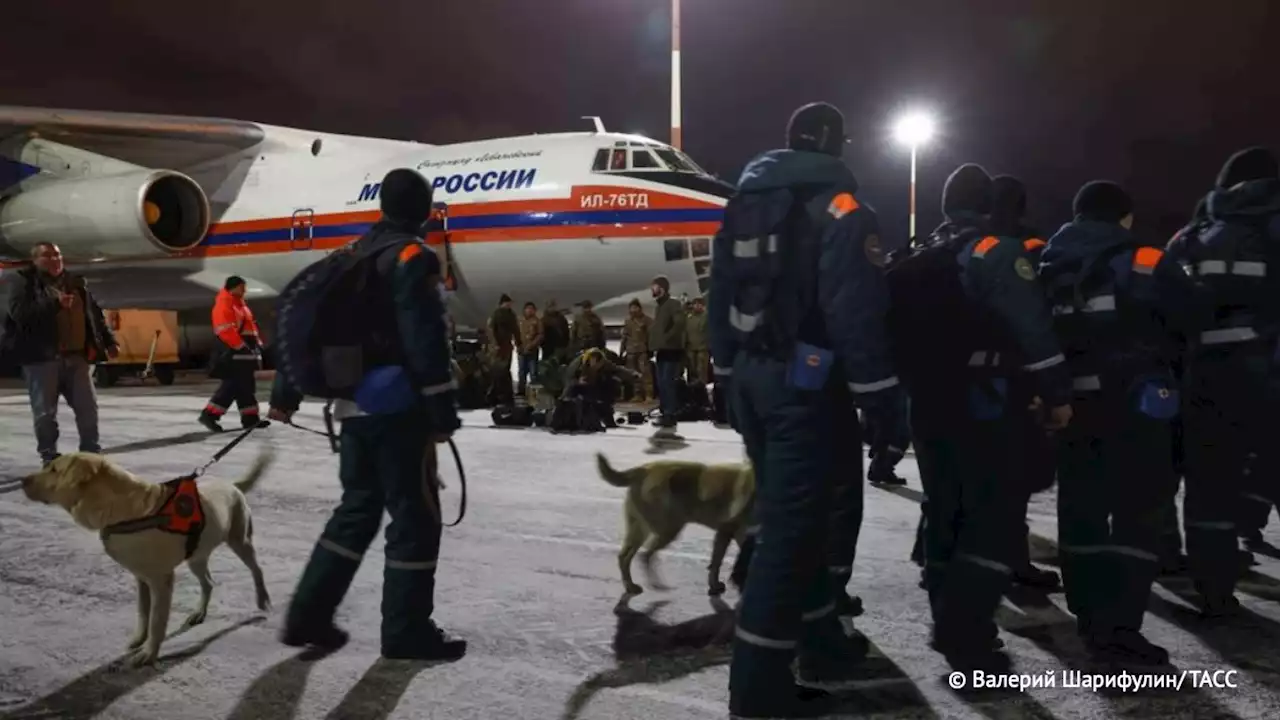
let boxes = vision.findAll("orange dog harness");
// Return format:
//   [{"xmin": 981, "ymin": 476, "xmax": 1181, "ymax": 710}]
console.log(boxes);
[{"xmin": 102, "ymin": 476, "xmax": 206, "ymax": 558}]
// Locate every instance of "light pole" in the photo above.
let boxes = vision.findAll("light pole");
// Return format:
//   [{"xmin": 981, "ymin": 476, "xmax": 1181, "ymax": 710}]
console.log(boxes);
[
  {"xmin": 892, "ymin": 112, "xmax": 936, "ymax": 240},
  {"xmin": 671, "ymin": 0, "xmax": 682, "ymax": 149}
]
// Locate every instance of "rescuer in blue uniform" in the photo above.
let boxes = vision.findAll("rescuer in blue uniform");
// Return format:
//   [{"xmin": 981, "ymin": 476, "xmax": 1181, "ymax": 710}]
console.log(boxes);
[
  {"xmin": 1041, "ymin": 181, "xmax": 1196, "ymax": 666},
  {"xmin": 990, "ymin": 175, "xmax": 1062, "ymax": 591},
  {"xmin": 913, "ymin": 165, "xmax": 1072, "ymax": 671},
  {"xmin": 1167, "ymin": 147, "xmax": 1280, "ymax": 617},
  {"xmin": 269, "ymin": 168, "xmax": 466, "ymax": 660},
  {"xmin": 709, "ymin": 102, "xmax": 906, "ymax": 718}
]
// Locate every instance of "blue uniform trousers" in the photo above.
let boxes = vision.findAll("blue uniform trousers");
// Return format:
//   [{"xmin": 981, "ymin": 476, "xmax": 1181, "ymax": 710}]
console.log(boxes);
[
  {"xmin": 728, "ymin": 354, "xmax": 847, "ymax": 705},
  {"xmin": 1056, "ymin": 391, "xmax": 1174, "ymax": 636},
  {"xmin": 285, "ymin": 412, "xmax": 444, "ymax": 653}
]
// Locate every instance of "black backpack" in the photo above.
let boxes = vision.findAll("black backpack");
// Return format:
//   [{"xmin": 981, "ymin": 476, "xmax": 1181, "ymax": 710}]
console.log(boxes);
[
  {"xmin": 884, "ymin": 231, "xmax": 983, "ymax": 394},
  {"xmin": 275, "ymin": 231, "xmax": 411, "ymax": 400}
]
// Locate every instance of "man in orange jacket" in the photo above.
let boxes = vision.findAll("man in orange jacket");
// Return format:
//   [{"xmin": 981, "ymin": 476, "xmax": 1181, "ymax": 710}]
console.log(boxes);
[{"xmin": 199, "ymin": 276, "xmax": 264, "ymax": 432}]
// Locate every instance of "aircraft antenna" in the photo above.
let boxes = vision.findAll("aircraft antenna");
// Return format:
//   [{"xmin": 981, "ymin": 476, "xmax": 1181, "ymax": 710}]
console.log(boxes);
[{"xmin": 582, "ymin": 116, "xmax": 606, "ymax": 134}]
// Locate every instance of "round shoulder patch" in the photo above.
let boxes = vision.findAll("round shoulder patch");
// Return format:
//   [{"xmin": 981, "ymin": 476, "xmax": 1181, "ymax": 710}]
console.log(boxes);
[
  {"xmin": 1014, "ymin": 256, "xmax": 1037, "ymax": 281},
  {"xmin": 864, "ymin": 234, "xmax": 886, "ymax": 268}
]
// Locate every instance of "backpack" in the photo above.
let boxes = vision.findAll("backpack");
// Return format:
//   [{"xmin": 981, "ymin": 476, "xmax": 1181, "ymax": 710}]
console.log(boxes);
[
  {"xmin": 884, "ymin": 231, "xmax": 983, "ymax": 394},
  {"xmin": 275, "ymin": 231, "xmax": 411, "ymax": 400}
]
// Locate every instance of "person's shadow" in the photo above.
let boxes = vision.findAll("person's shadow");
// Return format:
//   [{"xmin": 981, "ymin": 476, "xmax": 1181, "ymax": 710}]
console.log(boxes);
[{"xmin": 559, "ymin": 596, "xmax": 734, "ymax": 719}]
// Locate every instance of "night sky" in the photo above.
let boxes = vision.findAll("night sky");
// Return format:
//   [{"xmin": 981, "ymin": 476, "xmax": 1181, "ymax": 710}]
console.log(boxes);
[{"xmin": 6, "ymin": 0, "xmax": 1278, "ymax": 245}]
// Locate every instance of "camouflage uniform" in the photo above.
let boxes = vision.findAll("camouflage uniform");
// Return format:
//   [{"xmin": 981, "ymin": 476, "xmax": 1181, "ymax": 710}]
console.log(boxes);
[
  {"xmin": 488, "ymin": 303, "xmax": 519, "ymax": 404},
  {"xmin": 684, "ymin": 308, "xmax": 710, "ymax": 385},
  {"xmin": 571, "ymin": 307, "xmax": 606, "ymax": 354},
  {"xmin": 621, "ymin": 310, "xmax": 654, "ymax": 400}
]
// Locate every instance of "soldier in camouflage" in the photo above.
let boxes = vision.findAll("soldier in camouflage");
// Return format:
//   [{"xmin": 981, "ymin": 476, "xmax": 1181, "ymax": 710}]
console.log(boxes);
[
  {"xmin": 684, "ymin": 296, "xmax": 710, "ymax": 385},
  {"xmin": 620, "ymin": 299, "xmax": 654, "ymax": 401},
  {"xmin": 571, "ymin": 299, "xmax": 606, "ymax": 354}
]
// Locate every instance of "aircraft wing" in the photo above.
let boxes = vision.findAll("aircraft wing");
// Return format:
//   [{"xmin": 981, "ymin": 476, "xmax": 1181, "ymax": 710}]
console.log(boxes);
[{"xmin": 0, "ymin": 106, "xmax": 265, "ymax": 169}]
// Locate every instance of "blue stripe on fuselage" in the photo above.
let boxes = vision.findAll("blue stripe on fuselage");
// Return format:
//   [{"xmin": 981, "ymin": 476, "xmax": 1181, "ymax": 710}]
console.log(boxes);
[
  {"xmin": 0, "ymin": 157, "xmax": 41, "ymax": 191},
  {"xmin": 203, "ymin": 207, "xmax": 724, "ymax": 246}
]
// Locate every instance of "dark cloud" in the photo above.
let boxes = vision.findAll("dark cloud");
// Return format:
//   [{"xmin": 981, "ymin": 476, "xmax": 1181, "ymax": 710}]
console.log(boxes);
[{"xmin": 4, "ymin": 0, "xmax": 1278, "ymax": 243}]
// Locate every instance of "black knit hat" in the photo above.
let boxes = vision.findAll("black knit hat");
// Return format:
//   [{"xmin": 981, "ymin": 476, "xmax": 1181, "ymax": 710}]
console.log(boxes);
[
  {"xmin": 499, "ymin": 293, "xmax": 512, "ymax": 304},
  {"xmin": 992, "ymin": 176, "xmax": 1027, "ymax": 219},
  {"xmin": 224, "ymin": 275, "xmax": 246, "ymax": 291},
  {"xmin": 380, "ymin": 168, "xmax": 433, "ymax": 225},
  {"xmin": 787, "ymin": 102, "xmax": 848, "ymax": 156},
  {"xmin": 942, "ymin": 164, "xmax": 993, "ymax": 217},
  {"xmin": 1073, "ymin": 181, "xmax": 1133, "ymax": 224},
  {"xmin": 651, "ymin": 275, "xmax": 671, "ymax": 292},
  {"xmin": 1216, "ymin": 147, "xmax": 1279, "ymax": 189}
]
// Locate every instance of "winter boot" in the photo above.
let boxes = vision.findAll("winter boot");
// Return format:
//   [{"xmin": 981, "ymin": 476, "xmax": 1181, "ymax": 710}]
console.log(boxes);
[{"xmin": 198, "ymin": 410, "xmax": 224, "ymax": 433}]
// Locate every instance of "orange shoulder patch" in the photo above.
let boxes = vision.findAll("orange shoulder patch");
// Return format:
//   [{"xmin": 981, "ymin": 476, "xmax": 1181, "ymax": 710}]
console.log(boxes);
[
  {"xmin": 1023, "ymin": 238, "xmax": 1046, "ymax": 252},
  {"xmin": 973, "ymin": 236, "xmax": 1000, "ymax": 257},
  {"xmin": 1134, "ymin": 246, "xmax": 1163, "ymax": 269},
  {"xmin": 827, "ymin": 193, "xmax": 860, "ymax": 219},
  {"xmin": 398, "ymin": 242, "xmax": 424, "ymax": 264}
]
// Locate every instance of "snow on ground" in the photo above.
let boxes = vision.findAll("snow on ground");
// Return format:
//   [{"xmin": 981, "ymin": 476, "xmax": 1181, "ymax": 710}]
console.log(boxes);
[{"xmin": 2, "ymin": 379, "xmax": 1280, "ymax": 719}]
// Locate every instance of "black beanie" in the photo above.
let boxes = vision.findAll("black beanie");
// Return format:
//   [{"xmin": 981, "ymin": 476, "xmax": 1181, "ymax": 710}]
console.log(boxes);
[
  {"xmin": 380, "ymin": 168, "xmax": 433, "ymax": 225},
  {"xmin": 942, "ymin": 164, "xmax": 993, "ymax": 217},
  {"xmin": 787, "ymin": 102, "xmax": 847, "ymax": 156},
  {"xmin": 224, "ymin": 275, "xmax": 246, "ymax": 291},
  {"xmin": 1073, "ymin": 181, "xmax": 1133, "ymax": 224},
  {"xmin": 652, "ymin": 275, "xmax": 671, "ymax": 292},
  {"xmin": 991, "ymin": 175, "xmax": 1027, "ymax": 220},
  {"xmin": 1216, "ymin": 147, "xmax": 1279, "ymax": 189},
  {"xmin": 499, "ymin": 293, "xmax": 512, "ymax": 304}
]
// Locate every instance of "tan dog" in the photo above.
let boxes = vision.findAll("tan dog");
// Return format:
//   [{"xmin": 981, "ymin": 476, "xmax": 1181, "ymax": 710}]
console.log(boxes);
[
  {"xmin": 21, "ymin": 450, "xmax": 273, "ymax": 666},
  {"xmin": 596, "ymin": 453, "xmax": 754, "ymax": 596}
]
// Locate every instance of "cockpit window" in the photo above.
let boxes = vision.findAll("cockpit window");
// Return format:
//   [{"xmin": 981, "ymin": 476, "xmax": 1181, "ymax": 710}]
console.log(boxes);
[
  {"xmin": 609, "ymin": 149, "xmax": 628, "ymax": 171},
  {"xmin": 655, "ymin": 149, "xmax": 694, "ymax": 172},
  {"xmin": 592, "ymin": 149, "xmax": 609, "ymax": 172},
  {"xmin": 631, "ymin": 149, "xmax": 661, "ymax": 169}
]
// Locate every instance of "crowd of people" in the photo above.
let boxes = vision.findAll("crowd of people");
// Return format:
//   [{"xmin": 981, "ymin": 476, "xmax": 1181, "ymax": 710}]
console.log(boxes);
[{"xmin": 708, "ymin": 100, "xmax": 1279, "ymax": 717}]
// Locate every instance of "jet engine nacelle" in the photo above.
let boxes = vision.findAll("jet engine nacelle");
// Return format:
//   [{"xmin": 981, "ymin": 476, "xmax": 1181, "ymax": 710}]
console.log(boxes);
[{"xmin": 0, "ymin": 170, "xmax": 210, "ymax": 260}]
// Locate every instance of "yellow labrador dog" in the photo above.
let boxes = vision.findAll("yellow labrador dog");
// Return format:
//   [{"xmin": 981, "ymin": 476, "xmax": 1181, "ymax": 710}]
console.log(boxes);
[
  {"xmin": 21, "ymin": 450, "xmax": 273, "ymax": 666},
  {"xmin": 596, "ymin": 453, "xmax": 754, "ymax": 596}
]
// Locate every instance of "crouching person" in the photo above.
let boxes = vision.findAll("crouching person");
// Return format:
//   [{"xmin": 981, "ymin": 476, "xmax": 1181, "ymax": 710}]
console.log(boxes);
[{"xmin": 268, "ymin": 168, "xmax": 465, "ymax": 661}]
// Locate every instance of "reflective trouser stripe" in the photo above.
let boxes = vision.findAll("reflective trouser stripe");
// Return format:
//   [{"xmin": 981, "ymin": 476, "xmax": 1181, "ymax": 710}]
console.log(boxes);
[
  {"xmin": 421, "ymin": 379, "xmax": 458, "ymax": 397},
  {"xmin": 1060, "ymin": 544, "xmax": 1159, "ymax": 563},
  {"xmin": 957, "ymin": 553, "xmax": 1011, "ymax": 575},
  {"xmin": 318, "ymin": 537, "xmax": 363, "ymax": 562},
  {"xmin": 744, "ymin": 524, "xmax": 761, "ymax": 537},
  {"xmin": 213, "ymin": 323, "xmax": 236, "ymax": 332},
  {"xmin": 1242, "ymin": 492, "xmax": 1272, "ymax": 505},
  {"xmin": 801, "ymin": 602, "xmax": 836, "ymax": 622},
  {"xmin": 828, "ymin": 565, "xmax": 852, "ymax": 576},
  {"xmin": 1201, "ymin": 327, "xmax": 1259, "ymax": 344},
  {"xmin": 1024, "ymin": 353, "xmax": 1066, "ymax": 372},
  {"xmin": 733, "ymin": 234, "xmax": 779, "ymax": 258},
  {"xmin": 729, "ymin": 306, "xmax": 760, "ymax": 333},
  {"xmin": 385, "ymin": 558, "xmax": 438, "ymax": 570},
  {"xmin": 849, "ymin": 376, "xmax": 900, "ymax": 393},
  {"xmin": 1186, "ymin": 521, "xmax": 1235, "ymax": 531},
  {"xmin": 886, "ymin": 445, "xmax": 906, "ymax": 454},
  {"xmin": 713, "ymin": 365, "xmax": 733, "ymax": 377},
  {"xmin": 1053, "ymin": 294, "xmax": 1117, "ymax": 315},
  {"xmin": 735, "ymin": 625, "xmax": 796, "ymax": 650},
  {"xmin": 1073, "ymin": 375, "xmax": 1102, "ymax": 391},
  {"xmin": 969, "ymin": 351, "xmax": 1000, "ymax": 367}
]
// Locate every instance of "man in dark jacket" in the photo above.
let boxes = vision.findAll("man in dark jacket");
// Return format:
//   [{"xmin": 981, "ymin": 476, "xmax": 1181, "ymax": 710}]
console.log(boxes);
[
  {"xmin": 487, "ymin": 294, "xmax": 519, "ymax": 405},
  {"xmin": 990, "ymin": 175, "xmax": 1062, "ymax": 591},
  {"xmin": 269, "ymin": 168, "xmax": 465, "ymax": 661},
  {"xmin": 648, "ymin": 275, "xmax": 685, "ymax": 437},
  {"xmin": 2, "ymin": 242, "xmax": 117, "ymax": 464},
  {"xmin": 541, "ymin": 299, "xmax": 571, "ymax": 362}
]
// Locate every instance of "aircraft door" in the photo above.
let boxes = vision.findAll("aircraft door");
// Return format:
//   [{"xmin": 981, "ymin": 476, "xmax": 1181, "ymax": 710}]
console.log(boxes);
[
  {"xmin": 290, "ymin": 208, "xmax": 315, "ymax": 250},
  {"xmin": 429, "ymin": 202, "xmax": 458, "ymax": 291}
]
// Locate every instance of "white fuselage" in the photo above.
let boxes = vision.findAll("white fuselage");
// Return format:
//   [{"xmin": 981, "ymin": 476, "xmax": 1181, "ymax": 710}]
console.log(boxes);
[{"xmin": 13, "ymin": 125, "xmax": 729, "ymax": 337}]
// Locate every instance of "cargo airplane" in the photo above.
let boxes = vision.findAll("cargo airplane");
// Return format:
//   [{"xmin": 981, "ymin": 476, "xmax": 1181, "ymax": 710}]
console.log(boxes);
[{"xmin": 0, "ymin": 108, "xmax": 729, "ymax": 358}]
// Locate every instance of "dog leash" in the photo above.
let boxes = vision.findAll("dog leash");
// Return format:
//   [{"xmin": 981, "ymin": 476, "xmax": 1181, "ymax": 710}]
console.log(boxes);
[
  {"xmin": 283, "ymin": 420, "xmax": 467, "ymax": 528},
  {"xmin": 193, "ymin": 422, "xmax": 265, "ymax": 478}
]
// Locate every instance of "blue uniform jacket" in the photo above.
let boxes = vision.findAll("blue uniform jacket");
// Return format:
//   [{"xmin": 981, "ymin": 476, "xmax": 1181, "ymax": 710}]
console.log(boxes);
[
  {"xmin": 708, "ymin": 148, "xmax": 900, "ymax": 405},
  {"xmin": 951, "ymin": 214, "xmax": 1072, "ymax": 409},
  {"xmin": 271, "ymin": 221, "xmax": 460, "ymax": 432},
  {"xmin": 1041, "ymin": 220, "xmax": 1198, "ymax": 382}
]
